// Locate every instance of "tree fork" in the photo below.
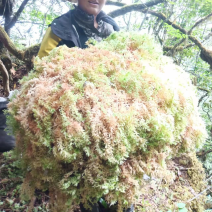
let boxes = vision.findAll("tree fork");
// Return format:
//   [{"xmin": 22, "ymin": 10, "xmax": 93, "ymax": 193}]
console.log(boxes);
[
  {"xmin": 0, "ymin": 25, "xmax": 40, "ymax": 94},
  {"xmin": 0, "ymin": 25, "xmax": 40, "ymax": 63}
]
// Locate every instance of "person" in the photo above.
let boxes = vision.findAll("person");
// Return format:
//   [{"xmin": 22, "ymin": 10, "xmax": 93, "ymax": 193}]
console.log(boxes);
[{"xmin": 38, "ymin": 0, "xmax": 120, "ymax": 58}]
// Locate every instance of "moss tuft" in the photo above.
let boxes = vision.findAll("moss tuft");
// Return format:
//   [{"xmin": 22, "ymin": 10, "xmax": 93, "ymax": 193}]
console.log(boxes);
[{"xmin": 7, "ymin": 32, "xmax": 207, "ymax": 211}]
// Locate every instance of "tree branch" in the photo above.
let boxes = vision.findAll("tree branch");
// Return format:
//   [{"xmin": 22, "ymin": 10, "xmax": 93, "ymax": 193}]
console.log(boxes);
[
  {"xmin": 197, "ymin": 149, "xmax": 212, "ymax": 158},
  {"xmin": 187, "ymin": 186, "xmax": 211, "ymax": 203},
  {"xmin": 139, "ymin": 8, "xmax": 149, "ymax": 30},
  {"xmin": 106, "ymin": 0, "xmax": 126, "ymax": 7},
  {"xmin": 146, "ymin": 9, "xmax": 188, "ymax": 34},
  {"xmin": 17, "ymin": 21, "xmax": 45, "ymax": 25},
  {"xmin": 163, "ymin": 44, "xmax": 194, "ymax": 52},
  {"xmin": 197, "ymin": 87, "xmax": 210, "ymax": 107},
  {"xmin": 144, "ymin": 10, "xmax": 211, "ymax": 46},
  {"xmin": 0, "ymin": 24, "xmax": 40, "ymax": 62},
  {"xmin": 188, "ymin": 35, "xmax": 205, "ymax": 49},
  {"xmin": 198, "ymin": 87, "xmax": 210, "ymax": 92},
  {"xmin": 198, "ymin": 91, "xmax": 209, "ymax": 106},
  {"xmin": 163, "ymin": 31, "xmax": 212, "ymax": 53},
  {"xmin": 0, "ymin": 24, "xmax": 40, "ymax": 93},
  {"xmin": 5, "ymin": 0, "xmax": 31, "ymax": 31},
  {"xmin": 203, "ymin": 32, "xmax": 212, "ymax": 43},
  {"xmin": 0, "ymin": 24, "xmax": 25, "ymax": 60},
  {"xmin": 188, "ymin": 12, "xmax": 212, "ymax": 35},
  {"xmin": 138, "ymin": 9, "xmax": 212, "ymax": 67},
  {"xmin": 166, "ymin": 38, "xmax": 186, "ymax": 57},
  {"xmin": 108, "ymin": 0, "xmax": 165, "ymax": 18},
  {"xmin": 0, "ymin": 59, "xmax": 9, "ymax": 96}
]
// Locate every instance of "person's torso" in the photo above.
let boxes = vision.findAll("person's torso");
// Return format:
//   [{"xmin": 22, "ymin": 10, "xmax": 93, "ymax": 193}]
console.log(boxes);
[{"xmin": 51, "ymin": 7, "xmax": 119, "ymax": 49}]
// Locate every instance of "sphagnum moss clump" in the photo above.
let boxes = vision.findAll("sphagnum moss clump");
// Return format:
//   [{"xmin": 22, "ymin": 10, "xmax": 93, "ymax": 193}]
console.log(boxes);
[{"xmin": 7, "ymin": 32, "xmax": 207, "ymax": 211}]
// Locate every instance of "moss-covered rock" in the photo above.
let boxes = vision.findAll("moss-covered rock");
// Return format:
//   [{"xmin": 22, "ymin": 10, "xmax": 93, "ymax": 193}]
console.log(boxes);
[{"xmin": 7, "ymin": 32, "xmax": 207, "ymax": 211}]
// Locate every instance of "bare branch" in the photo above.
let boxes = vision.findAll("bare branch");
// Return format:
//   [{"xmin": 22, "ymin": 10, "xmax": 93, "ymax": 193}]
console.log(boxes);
[
  {"xmin": 108, "ymin": 0, "xmax": 165, "ymax": 18},
  {"xmin": 198, "ymin": 87, "xmax": 210, "ymax": 92},
  {"xmin": 188, "ymin": 12, "xmax": 212, "ymax": 35},
  {"xmin": 0, "ymin": 59, "xmax": 9, "ymax": 96},
  {"xmin": 197, "ymin": 87, "xmax": 210, "ymax": 107},
  {"xmin": 138, "ymin": 9, "xmax": 212, "ymax": 67},
  {"xmin": 106, "ymin": 0, "xmax": 126, "ymax": 7},
  {"xmin": 5, "ymin": 0, "xmax": 31, "ymax": 31},
  {"xmin": 198, "ymin": 92, "xmax": 209, "ymax": 107},
  {"xmin": 146, "ymin": 9, "xmax": 188, "ymax": 34},
  {"xmin": 139, "ymin": 8, "xmax": 149, "ymax": 30},
  {"xmin": 17, "ymin": 21, "xmax": 45, "ymax": 25},
  {"xmin": 187, "ymin": 186, "xmax": 211, "ymax": 203}
]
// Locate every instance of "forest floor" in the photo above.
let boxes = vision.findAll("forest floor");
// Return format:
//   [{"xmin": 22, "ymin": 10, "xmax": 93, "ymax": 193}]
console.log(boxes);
[
  {"xmin": 0, "ymin": 152, "xmax": 51, "ymax": 212},
  {"xmin": 1, "ymin": 150, "xmax": 211, "ymax": 212}
]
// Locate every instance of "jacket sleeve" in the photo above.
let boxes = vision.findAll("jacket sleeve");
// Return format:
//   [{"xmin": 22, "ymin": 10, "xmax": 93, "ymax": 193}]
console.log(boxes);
[
  {"xmin": 38, "ymin": 27, "xmax": 62, "ymax": 58},
  {"xmin": 0, "ymin": 100, "xmax": 15, "ymax": 152}
]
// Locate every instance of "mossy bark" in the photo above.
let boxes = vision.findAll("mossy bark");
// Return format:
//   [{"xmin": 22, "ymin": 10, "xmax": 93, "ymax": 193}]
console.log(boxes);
[{"xmin": 0, "ymin": 25, "xmax": 40, "ymax": 94}]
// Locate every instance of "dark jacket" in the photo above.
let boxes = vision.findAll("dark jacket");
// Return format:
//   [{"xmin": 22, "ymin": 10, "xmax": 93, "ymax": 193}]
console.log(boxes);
[
  {"xmin": 38, "ymin": 8, "xmax": 120, "ymax": 58},
  {"xmin": 0, "ymin": 100, "xmax": 15, "ymax": 152}
]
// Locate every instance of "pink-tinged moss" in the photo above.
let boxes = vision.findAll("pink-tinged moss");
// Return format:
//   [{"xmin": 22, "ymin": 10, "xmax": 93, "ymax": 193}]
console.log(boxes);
[{"xmin": 7, "ymin": 32, "xmax": 207, "ymax": 211}]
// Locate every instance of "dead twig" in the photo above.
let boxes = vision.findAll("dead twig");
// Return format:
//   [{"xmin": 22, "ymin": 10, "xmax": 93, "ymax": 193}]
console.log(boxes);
[
  {"xmin": 186, "ymin": 186, "xmax": 211, "ymax": 203},
  {"xmin": 0, "ymin": 59, "xmax": 9, "ymax": 96},
  {"xmin": 27, "ymin": 196, "xmax": 36, "ymax": 212}
]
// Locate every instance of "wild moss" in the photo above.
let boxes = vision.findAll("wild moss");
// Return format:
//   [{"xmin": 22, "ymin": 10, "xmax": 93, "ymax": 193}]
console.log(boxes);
[{"xmin": 7, "ymin": 32, "xmax": 207, "ymax": 211}]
